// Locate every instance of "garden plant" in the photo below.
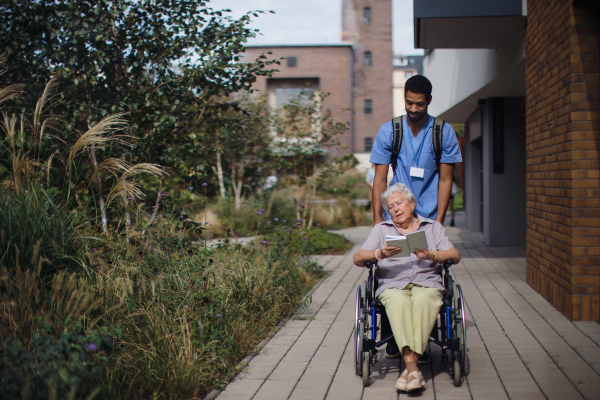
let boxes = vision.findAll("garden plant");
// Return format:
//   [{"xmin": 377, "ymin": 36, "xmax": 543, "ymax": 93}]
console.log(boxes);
[
  {"xmin": 0, "ymin": 2, "xmax": 367, "ymax": 398},
  {"xmin": 0, "ymin": 79, "xmax": 328, "ymax": 400}
]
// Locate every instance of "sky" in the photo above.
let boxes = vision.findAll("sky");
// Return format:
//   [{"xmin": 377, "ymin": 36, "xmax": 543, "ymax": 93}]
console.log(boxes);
[{"xmin": 206, "ymin": 0, "xmax": 423, "ymax": 56}]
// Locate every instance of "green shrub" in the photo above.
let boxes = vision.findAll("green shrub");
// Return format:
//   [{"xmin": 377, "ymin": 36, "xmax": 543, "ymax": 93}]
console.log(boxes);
[
  {"xmin": 0, "ymin": 323, "xmax": 112, "ymax": 400},
  {"xmin": 208, "ymin": 189, "xmax": 369, "ymax": 236},
  {"xmin": 313, "ymin": 198, "xmax": 370, "ymax": 230},
  {"xmin": 0, "ymin": 184, "xmax": 326, "ymax": 400},
  {"xmin": 265, "ymin": 228, "xmax": 353, "ymax": 255},
  {"xmin": 209, "ymin": 192, "xmax": 297, "ymax": 238},
  {"xmin": 317, "ymin": 169, "xmax": 370, "ymax": 200}
]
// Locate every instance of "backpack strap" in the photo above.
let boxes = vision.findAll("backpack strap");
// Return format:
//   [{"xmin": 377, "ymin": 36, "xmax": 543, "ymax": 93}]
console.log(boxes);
[
  {"xmin": 390, "ymin": 115, "xmax": 404, "ymax": 175},
  {"xmin": 432, "ymin": 118, "xmax": 445, "ymax": 172}
]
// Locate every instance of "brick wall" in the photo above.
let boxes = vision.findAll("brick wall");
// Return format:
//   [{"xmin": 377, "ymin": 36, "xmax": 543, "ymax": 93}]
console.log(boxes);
[
  {"xmin": 242, "ymin": 46, "xmax": 354, "ymax": 156},
  {"xmin": 525, "ymin": 0, "xmax": 600, "ymax": 320},
  {"xmin": 343, "ymin": 0, "xmax": 393, "ymax": 153},
  {"xmin": 242, "ymin": 1, "xmax": 393, "ymax": 157}
]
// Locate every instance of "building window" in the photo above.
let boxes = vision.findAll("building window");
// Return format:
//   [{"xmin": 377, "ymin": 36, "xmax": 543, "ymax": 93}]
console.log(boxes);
[
  {"xmin": 363, "ymin": 7, "xmax": 371, "ymax": 22},
  {"xmin": 364, "ymin": 99, "xmax": 372, "ymax": 114},
  {"xmin": 405, "ymin": 71, "xmax": 414, "ymax": 79},
  {"xmin": 287, "ymin": 57, "xmax": 297, "ymax": 67},
  {"xmin": 364, "ymin": 51, "xmax": 372, "ymax": 66},
  {"xmin": 365, "ymin": 137, "xmax": 373, "ymax": 152}
]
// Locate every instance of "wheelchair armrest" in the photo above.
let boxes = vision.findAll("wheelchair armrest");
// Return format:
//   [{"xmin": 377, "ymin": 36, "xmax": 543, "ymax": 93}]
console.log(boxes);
[
  {"xmin": 364, "ymin": 261, "xmax": 377, "ymax": 269},
  {"xmin": 443, "ymin": 259, "xmax": 454, "ymax": 269}
]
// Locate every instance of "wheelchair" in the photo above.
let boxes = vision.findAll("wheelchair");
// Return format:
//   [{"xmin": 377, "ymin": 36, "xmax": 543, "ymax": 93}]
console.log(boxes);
[{"xmin": 354, "ymin": 260, "xmax": 466, "ymax": 387}]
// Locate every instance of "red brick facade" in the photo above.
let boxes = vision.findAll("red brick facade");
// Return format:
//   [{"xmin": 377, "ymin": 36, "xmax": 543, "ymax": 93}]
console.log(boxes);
[
  {"xmin": 343, "ymin": 0, "xmax": 394, "ymax": 153},
  {"xmin": 242, "ymin": 0, "xmax": 393, "ymax": 156},
  {"xmin": 525, "ymin": 0, "xmax": 600, "ymax": 320},
  {"xmin": 242, "ymin": 45, "xmax": 354, "ymax": 155}
]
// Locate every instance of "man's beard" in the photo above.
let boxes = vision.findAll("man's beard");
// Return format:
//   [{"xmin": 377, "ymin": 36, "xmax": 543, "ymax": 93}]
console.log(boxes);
[{"xmin": 407, "ymin": 111, "xmax": 426, "ymax": 123}]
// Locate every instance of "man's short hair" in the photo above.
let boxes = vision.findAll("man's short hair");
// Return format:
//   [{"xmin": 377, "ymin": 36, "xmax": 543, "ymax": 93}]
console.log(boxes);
[{"xmin": 404, "ymin": 75, "xmax": 432, "ymax": 99}]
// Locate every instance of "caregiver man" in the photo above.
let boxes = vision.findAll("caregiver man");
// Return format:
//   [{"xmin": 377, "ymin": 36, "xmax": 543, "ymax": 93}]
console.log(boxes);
[{"xmin": 370, "ymin": 75, "xmax": 462, "ymax": 225}]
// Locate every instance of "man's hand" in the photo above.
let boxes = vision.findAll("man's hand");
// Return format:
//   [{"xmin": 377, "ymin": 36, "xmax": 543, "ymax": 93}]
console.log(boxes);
[
  {"xmin": 436, "ymin": 163, "xmax": 454, "ymax": 225},
  {"xmin": 372, "ymin": 164, "xmax": 389, "ymax": 225}
]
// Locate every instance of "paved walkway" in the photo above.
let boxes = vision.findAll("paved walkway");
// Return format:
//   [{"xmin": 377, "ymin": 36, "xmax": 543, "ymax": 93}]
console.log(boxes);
[{"xmin": 212, "ymin": 225, "xmax": 600, "ymax": 400}]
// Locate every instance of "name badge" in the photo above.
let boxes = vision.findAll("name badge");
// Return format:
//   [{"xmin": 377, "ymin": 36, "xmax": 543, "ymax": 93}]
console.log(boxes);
[{"xmin": 410, "ymin": 167, "xmax": 425, "ymax": 178}]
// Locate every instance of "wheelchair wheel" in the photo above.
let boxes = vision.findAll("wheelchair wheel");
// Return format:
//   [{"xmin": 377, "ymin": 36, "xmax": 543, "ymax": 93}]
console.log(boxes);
[
  {"xmin": 356, "ymin": 321, "xmax": 365, "ymax": 374},
  {"xmin": 354, "ymin": 285, "xmax": 362, "ymax": 376},
  {"xmin": 453, "ymin": 359, "xmax": 460, "ymax": 386},
  {"xmin": 362, "ymin": 351, "xmax": 371, "ymax": 386},
  {"xmin": 453, "ymin": 282, "xmax": 466, "ymax": 374}
]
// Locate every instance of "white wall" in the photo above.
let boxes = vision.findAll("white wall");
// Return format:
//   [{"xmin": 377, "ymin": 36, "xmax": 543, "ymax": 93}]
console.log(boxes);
[{"xmin": 422, "ymin": 26, "xmax": 525, "ymax": 121}]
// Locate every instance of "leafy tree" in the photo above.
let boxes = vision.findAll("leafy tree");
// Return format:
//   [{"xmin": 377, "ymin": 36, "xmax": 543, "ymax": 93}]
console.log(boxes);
[
  {"xmin": 208, "ymin": 96, "xmax": 272, "ymax": 209},
  {"xmin": 270, "ymin": 90, "xmax": 351, "ymax": 228},
  {"xmin": 0, "ymin": 0, "xmax": 279, "ymax": 182}
]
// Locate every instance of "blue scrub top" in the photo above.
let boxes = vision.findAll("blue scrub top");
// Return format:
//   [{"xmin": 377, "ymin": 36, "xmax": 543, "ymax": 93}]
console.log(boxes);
[{"xmin": 369, "ymin": 116, "xmax": 463, "ymax": 219}]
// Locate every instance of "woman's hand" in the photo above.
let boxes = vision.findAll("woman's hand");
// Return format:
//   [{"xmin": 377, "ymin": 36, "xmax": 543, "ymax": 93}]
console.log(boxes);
[
  {"xmin": 379, "ymin": 244, "xmax": 403, "ymax": 259},
  {"xmin": 413, "ymin": 247, "xmax": 461, "ymax": 265},
  {"xmin": 413, "ymin": 248, "xmax": 433, "ymax": 260},
  {"xmin": 353, "ymin": 244, "xmax": 404, "ymax": 267}
]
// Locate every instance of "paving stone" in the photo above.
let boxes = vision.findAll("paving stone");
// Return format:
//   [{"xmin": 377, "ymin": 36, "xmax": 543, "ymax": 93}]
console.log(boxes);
[{"xmin": 252, "ymin": 380, "xmax": 295, "ymax": 400}]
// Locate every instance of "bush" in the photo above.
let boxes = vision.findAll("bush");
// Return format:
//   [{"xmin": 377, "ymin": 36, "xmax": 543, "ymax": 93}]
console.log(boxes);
[
  {"xmin": 95, "ymin": 238, "xmax": 323, "ymax": 399},
  {"xmin": 208, "ymin": 189, "xmax": 369, "ymax": 236},
  {"xmin": 317, "ymin": 169, "xmax": 370, "ymax": 200},
  {"xmin": 265, "ymin": 228, "xmax": 353, "ymax": 255},
  {"xmin": 313, "ymin": 198, "xmax": 370, "ymax": 230},
  {"xmin": 0, "ymin": 185, "xmax": 326, "ymax": 400},
  {"xmin": 208, "ymin": 193, "xmax": 298, "ymax": 238},
  {"xmin": 0, "ymin": 323, "xmax": 113, "ymax": 400}
]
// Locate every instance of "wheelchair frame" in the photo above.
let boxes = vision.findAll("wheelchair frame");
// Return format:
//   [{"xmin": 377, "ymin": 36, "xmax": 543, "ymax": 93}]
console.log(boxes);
[{"xmin": 354, "ymin": 260, "xmax": 466, "ymax": 387}]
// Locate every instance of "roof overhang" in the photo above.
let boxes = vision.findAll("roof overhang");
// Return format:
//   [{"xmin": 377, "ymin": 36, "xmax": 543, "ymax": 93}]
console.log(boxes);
[
  {"xmin": 414, "ymin": 0, "xmax": 525, "ymax": 49},
  {"xmin": 436, "ymin": 59, "xmax": 525, "ymax": 123}
]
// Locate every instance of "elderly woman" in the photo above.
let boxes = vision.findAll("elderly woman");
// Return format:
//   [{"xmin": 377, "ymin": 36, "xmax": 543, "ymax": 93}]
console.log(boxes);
[{"xmin": 353, "ymin": 182, "xmax": 460, "ymax": 392}]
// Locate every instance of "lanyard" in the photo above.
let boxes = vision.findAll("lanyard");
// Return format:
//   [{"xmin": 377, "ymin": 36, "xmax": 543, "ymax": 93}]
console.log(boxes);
[{"xmin": 408, "ymin": 122, "xmax": 427, "ymax": 167}]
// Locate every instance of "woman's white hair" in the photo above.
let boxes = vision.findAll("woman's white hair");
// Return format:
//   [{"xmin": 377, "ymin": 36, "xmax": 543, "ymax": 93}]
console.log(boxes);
[{"xmin": 381, "ymin": 183, "xmax": 417, "ymax": 213}]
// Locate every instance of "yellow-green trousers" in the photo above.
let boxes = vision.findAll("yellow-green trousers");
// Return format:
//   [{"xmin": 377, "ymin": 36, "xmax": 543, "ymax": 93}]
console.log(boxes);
[{"xmin": 378, "ymin": 284, "xmax": 443, "ymax": 356}]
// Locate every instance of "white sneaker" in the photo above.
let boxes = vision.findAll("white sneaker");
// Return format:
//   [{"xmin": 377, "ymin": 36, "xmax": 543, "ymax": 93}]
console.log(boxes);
[
  {"xmin": 395, "ymin": 369, "xmax": 409, "ymax": 391},
  {"xmin": 405, "ymin": 370, "xmax": 424, "ymax": 392}
]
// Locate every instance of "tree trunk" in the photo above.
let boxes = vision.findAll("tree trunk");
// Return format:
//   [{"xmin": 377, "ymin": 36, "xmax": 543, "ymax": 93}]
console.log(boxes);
[
  {"xmin": 216, "ymin": 151, "xmax": 226, "ymax": 199},
  {"xmin": 307, "ymin": 178, "xmax": 317, "ymax": 229},
  {"xmin": 231, "ymin": 163, "xmax": 243, "ymax": 210},
  {"xmin": 301, "ymin": 188, "xmax": 310, "ymax": 229}
]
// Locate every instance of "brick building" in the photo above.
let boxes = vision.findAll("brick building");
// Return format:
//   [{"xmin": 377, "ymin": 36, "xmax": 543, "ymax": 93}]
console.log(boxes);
[
  {"xmin": 241, "ymin": 44, "xmax": 354, "ymax": 158},
  {"xmin": 242, "ymin": 0, "xmax": 393, "ymax": 158},
  {"xmin": 414, "ymin": 0, "xmax": 600, "ymax": 320},
  {"xmin": 525, "ymin": 0, "xmax": 600, "ymax": 321}
]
